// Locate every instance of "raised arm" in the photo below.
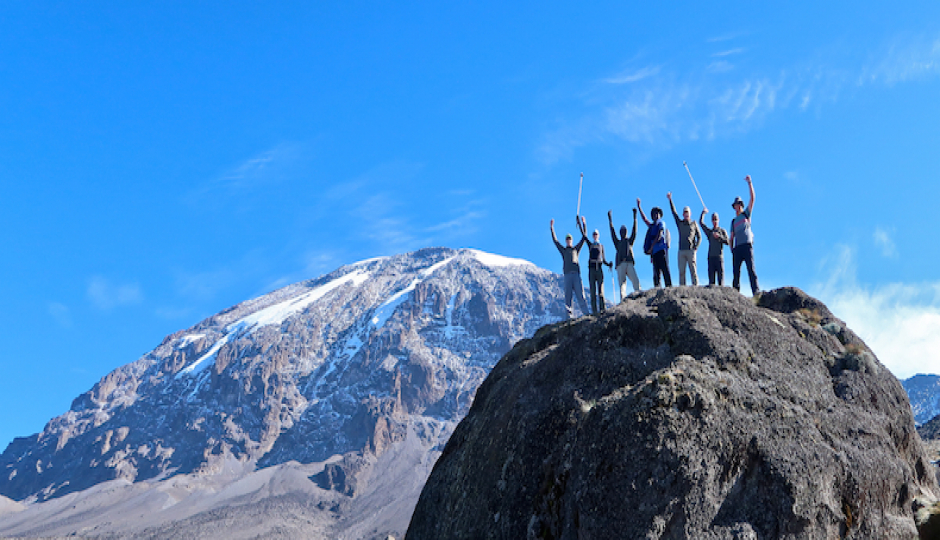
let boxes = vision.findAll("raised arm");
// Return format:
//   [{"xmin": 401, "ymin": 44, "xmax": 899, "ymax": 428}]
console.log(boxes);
[
  {"xmin": 608, "ymin": 210, "xmax": 618, "ymax": 244},
  {"xmin": 575, "ymin": 216, "xmax": 588, "ymax": 250},
  {"xmin": 550, "ymin": 219, "xmax": 562, "ymax": 250},
  {"xmin": 667, "ymin": 192, "xmax": 680, "ymax": 225},
  {"xmin": 746, "ymin": 175, "xmax": 755, "ymax": 215},
  {"xmin": 699, "ymin": 209, "xmax": 712, "ymax": 235},
  {"xmin": 629, "ymin": 209, "xmax": 638, "ymax": 243},
  {"xmin": 636, "ymin": 198, "xmax": 651, "ymax": 226}
]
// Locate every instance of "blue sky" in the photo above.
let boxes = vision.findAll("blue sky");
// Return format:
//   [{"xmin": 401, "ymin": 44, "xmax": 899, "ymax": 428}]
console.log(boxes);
[{"xmin": 2, "ymin": 2, "xmax": 940, "ymax": 450}]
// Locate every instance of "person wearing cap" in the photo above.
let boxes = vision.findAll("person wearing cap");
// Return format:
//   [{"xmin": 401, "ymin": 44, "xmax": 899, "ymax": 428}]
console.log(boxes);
[
  {"xmin": 667, "ymin": 192, "xmax": 701, "ymax": 286},
  {"xmin": 608, "ymin": 209, "xmax": 640, "ymax": 300},
  {"xmin": 586, "ymin": 225, "xmax": 613, "ymax": 313},
  {"xmin": 699, "ymin": 208, "xmax": 729, "ymax": 286},
  {"xmin": 637, "ymin": 198, "xmax": 672, "ymax": 288},
  {"xmin": 550, "ymin": 216, "xmax": 590, "ymax": 318},
  {"xmin": 729, "ymin": 175, "xmax": 759, "ymax": 295}
]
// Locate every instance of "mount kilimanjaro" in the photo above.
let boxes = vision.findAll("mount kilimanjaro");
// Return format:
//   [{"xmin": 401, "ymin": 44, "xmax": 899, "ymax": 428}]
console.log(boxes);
[{"xmin": 0, "ymin": 247, "xmax": 566, "ymax": 539}]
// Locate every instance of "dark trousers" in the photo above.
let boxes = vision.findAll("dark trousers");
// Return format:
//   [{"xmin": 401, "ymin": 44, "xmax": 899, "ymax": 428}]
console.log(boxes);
[
  {"xmin": 732, "ymin": 243, "xmax": 759, "ymax": 295},
  {"xmin": 588, "ymin": 265, "xmax": 606, "ymax": 313},
  {"xmin": 707, "ymin": 256, "xmax": 724, "ymax": 286},
  {"xmin": 652, "ymin": 250, "xmax": 672, "ymax": 288}
]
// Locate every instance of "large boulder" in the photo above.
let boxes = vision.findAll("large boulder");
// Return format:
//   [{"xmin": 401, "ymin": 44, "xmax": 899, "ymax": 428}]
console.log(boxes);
[{"xmin": 407, "ymin": 287, "xmax": 939, "ymax": 539}]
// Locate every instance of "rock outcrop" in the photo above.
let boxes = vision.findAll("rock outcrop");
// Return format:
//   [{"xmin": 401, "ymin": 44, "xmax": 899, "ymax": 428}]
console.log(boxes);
[{"xmin": 407, "ymin": 286, "xmax": 939, "ymax": 539}]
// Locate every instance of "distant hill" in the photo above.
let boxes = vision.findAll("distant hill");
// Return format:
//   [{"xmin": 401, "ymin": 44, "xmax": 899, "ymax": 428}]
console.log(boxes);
[{"xmin": 904, "ymin": 374, "xmax": 940, "ymax": 425}]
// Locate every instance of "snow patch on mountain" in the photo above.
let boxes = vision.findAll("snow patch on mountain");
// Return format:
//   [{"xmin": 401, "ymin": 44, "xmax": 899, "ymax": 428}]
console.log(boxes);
[
  {"xmin": 469, "ymin": 249, "xmax": 533, "ymax": 268},
  {"xmin": 177, "ymin": 335, "xmax": 232, "ymax": 378},
  {"xmin": 176, "ymin": 334, "xmax": 206, "ymax": 349},
  {"xmin": 231, "ymin": 268, "xmax": 371, "ymax": 334},
  {"xmin": 176, "ymin": 268, "xmax": 371, "ymax": 378},
  {"xmin": 370, "ymin": 256, "xmax": 456, "ymax": 329}
]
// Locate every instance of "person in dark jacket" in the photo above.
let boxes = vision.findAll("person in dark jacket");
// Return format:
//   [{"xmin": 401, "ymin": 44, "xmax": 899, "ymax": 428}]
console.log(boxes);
[
  {"xmin": 637, "ymin": 198, "xmax": 672, "ymax": 288},
  {"xmin": 729, "ymin": 175, "xmax": 759, "ymax": 296},
  {"xmin": 550, "ymin": 217, "xmax": 590, "ymax": 318},
  {"xmin": 586, "ymin": 226, "xmax": 613, "ymax": 313},
  {"xmin": 608, "ymin": 209, "xmax": 640, "ymax": 300},
  {"xmin": 699, "ymin": 209, "xmax": 729, "ymax": 286}
]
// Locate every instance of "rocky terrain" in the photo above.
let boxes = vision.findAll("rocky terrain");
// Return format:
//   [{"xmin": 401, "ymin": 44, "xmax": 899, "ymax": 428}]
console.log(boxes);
[
  {"xmin": 905, "ymin": 374, "xmax": 940, "ymax": 426},
  {"xmin": 407, "ymin": 286, "xmax": 940, "ymax": 539},
  {"xmin": 0, "ymin": 247, "xmax": 565, "ymax": 539},
  {"xmin": 920, "ymin": 414, "xmax": 940, "ymax": 476}
]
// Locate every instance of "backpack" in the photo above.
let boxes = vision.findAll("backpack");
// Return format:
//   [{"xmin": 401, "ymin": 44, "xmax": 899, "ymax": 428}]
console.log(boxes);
[{"xmin": 643, "ymin": 226, "xmax": 657, "ymax": 256}]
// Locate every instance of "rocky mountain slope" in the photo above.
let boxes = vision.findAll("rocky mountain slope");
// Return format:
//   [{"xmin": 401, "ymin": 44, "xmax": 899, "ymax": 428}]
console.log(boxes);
[
  {"xmin": 920, "ymin": 414, "xmax": 940, "ymax": 479},
  {"xmin": 905, "ymin": 374, "xmax": 940, "ymax": 425},
  {"xmin": 0, "ymin": 247, "xmax": 565, "ymax": 539},
  {"xmin": 407, "ymin": 287, "xmax": 940, "ymax": 539}
]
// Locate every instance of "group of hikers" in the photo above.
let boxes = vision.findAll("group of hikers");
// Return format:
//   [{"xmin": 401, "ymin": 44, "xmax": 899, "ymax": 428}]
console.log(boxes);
[{"xmin": 550, "ymin": 175, "xmax": 758, "ymax": 319}]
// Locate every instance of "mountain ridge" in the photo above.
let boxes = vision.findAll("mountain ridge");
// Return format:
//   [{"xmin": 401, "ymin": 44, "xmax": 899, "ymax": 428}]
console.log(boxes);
[{"xmin": 0, "ymin": 247, "xmax": 565, "ymax": 538}]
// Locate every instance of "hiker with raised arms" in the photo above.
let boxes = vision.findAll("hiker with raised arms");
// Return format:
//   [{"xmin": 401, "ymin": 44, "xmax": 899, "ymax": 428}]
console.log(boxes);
[
  {"xmin": 637, "ymin": 198, "xmax": 672, "ymax": 288},
  {"xmin": 729, "ymin": 175, "xmax": 759, "ymax": 296},
  {"xmin": 608, "ymin": 209, "xmax": 640, "ymax": 299},
  {"xmin": 550, "ymin": 216, "xmax": 590, "ymax": 318},
  {"xmin": 667, "ymin": 192, "xmax": 701, "ymax": 286},
  {"xmin": 585, "ymin": 224, "xmax": 613, "ymax": 313},
  {"xmin": 699, "ymin": 208, "xmax": 729, "ymax": 286}
]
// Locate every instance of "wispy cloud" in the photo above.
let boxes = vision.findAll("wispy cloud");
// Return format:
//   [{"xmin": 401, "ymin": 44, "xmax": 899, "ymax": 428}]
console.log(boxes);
[
  {"xmin": 603, "ymin": 66, "xmax": 661, "ymax": 85},
  {"xmin": 860, "ymin": 34, "xmax": 940, "ymax": 85},
  {"xmin": 87, "ymin": 276, "xmax": 143, "ymax": 310},
  {"xmin": 712, "ymin": 48, "xmax": 745, "ymax": 58},
  {"xmin": 538, "ymin": 31, "xmax": 940, "ymax": 163},
  {"xmin": 811, "ymin": 245, "xmax": 940, "ymax": 379},
  {"xmin": 186, "ymin": 142, "xmax": 312, "ymax": 204},
  {"xmin": 874, "ymin": 227, "xmax": 898, "ymax": 258},
  {"xmin": 48, "ymin": 302, "xmax": 72, "ymax": 328}
]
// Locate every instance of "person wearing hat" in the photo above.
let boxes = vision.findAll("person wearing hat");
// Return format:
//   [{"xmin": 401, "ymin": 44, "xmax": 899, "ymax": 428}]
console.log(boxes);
[
  {"xmin": 608, "ymin": 209, "xmax": 640, "ymax": 300},
  {"xmin": 550, "ymin": 216, "xmax": 590, "ymax": 318},
  {"xmin": 729, "ymin": 175, "xmax": 759, "ymax": 295},
  {"xmin": 699, "ymin": 208, "xmax": 729, "ymax": 286},
  {"xmin": 667, "ymin": 192, "xmax": 702, "ymax": 286},
  {"xmin": 637, "ymin": 198, "xmax": 673, "ymax": 288},
  {"xmin": 586, "ymin": 225, "xmax": 613, "ymax": 313}
]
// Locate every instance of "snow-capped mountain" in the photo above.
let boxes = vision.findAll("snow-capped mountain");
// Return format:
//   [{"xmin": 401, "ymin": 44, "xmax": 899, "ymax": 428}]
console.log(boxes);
[
  {"xmin": 0, "ymin": 247, "xmax": 566, "ymax": 538},
  {"xmin": 903, "ymin": 374, "xmax": 940, "ymax": 425}
]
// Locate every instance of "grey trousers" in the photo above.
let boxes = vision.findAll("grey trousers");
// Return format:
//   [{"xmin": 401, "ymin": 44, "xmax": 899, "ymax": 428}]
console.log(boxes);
[
  {"xmin": 616, "ymin": 261, "xmax": 641, "ymax": 300},
  {"xmin": 563, "ymin": 272, "xmax": 589, "ymax": 318},
  {"xmin": 677, "ymin": 249, "xmax": 698, "ymax": 286}
]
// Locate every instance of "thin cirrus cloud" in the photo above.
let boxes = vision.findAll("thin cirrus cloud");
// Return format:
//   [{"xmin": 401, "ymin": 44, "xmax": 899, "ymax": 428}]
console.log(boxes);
[
  {"xmin": 538, "ymin": 32, "xmax": 940, "ymax": 163},
  {"xmin": 185, "ymin": 142, "xmax": 312, "ymax": 204},
  {"xmin": 859, "ymin": 34, "xmax": 940, "ymax": 85},
  {"xmin": 87, "ymin": 276, "xmax": 143, "ymax": 310},
  {"xmin": 873, "ymin": 227, "xmax": 898, "ymax": 258},
  {"xmin": 48, "ymin": 302, "xmax": 72, "ymax": 328}
]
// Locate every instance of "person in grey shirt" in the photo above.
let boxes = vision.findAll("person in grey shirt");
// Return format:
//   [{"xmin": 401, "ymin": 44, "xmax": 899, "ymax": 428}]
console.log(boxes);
[
  {"xmin": 608, "ymin": 209, "xmax": 640, "ymax": 299},
  {"xmin": 699, "ymin": 209, "xmax": 729, "ymax": 286},
  {"xmin": 667, "ymin": 192, "xmax": 701, "ymax": 286},
  {"xmin": 550, "ymin": 217, "xmax": 590, "ymax": 318}
]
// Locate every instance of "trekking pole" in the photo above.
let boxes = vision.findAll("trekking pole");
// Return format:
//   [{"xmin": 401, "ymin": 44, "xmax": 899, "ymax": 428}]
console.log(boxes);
[
  {"xmin": 576, "ymin": 172, "xmax": 584, "ymax": 217},
  {"xmin": 683, "ymin": 161, "xmax": 706, "ymax": 209}
]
